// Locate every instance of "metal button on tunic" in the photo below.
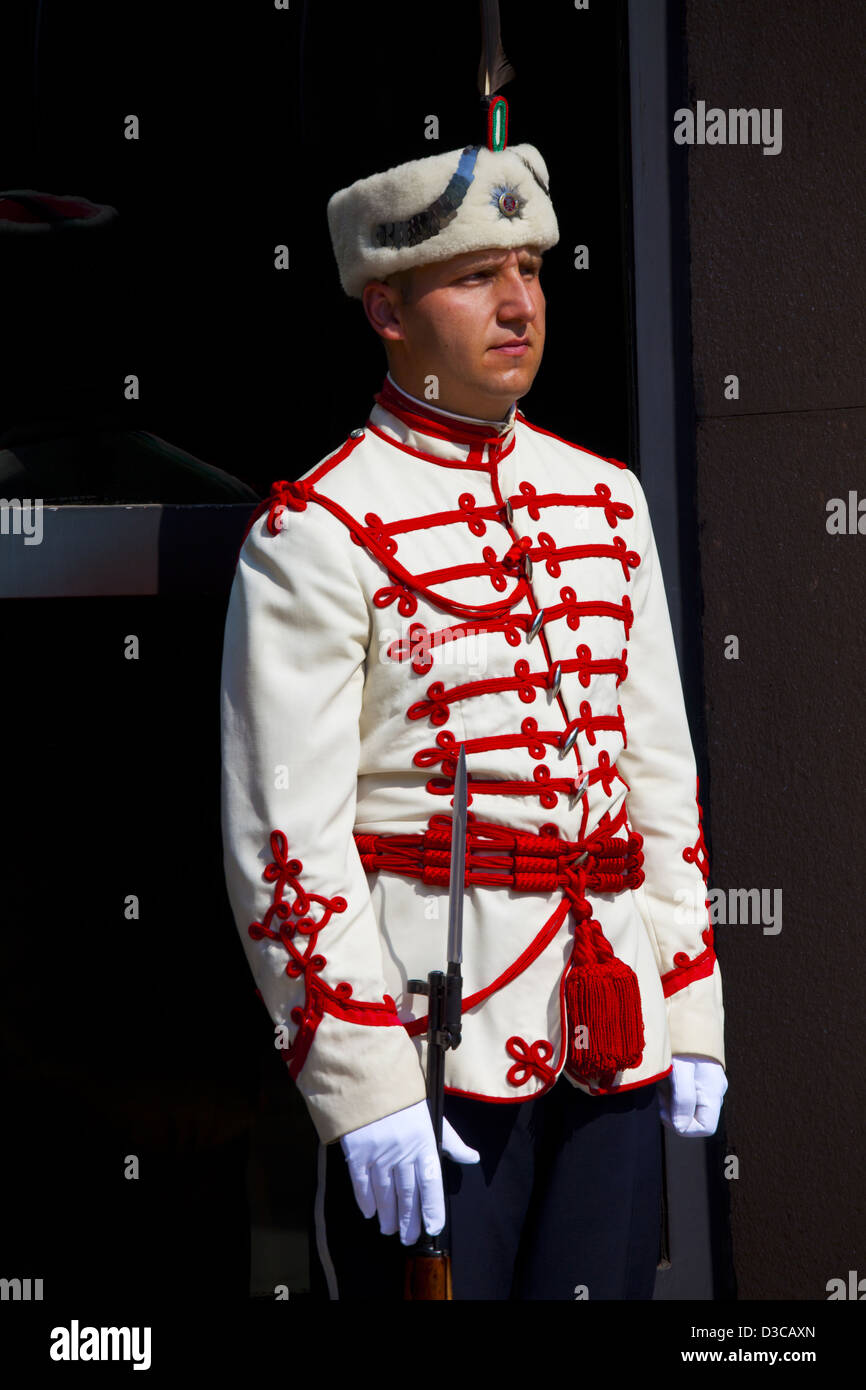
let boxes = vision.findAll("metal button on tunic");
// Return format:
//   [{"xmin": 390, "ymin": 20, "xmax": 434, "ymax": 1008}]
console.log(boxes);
[
  {"xmin": 560, "ymin": 724, "xmax": 580, "ymax": 757},
  {"xmin": 527, "ymin": 609, "xmax": 545, "ymax": 643}
]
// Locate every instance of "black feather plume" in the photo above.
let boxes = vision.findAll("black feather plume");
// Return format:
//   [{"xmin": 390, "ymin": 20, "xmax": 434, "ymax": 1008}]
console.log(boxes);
[{"xmin": 477, "ymin": 0, "xmax": 516, "ymax": 97}]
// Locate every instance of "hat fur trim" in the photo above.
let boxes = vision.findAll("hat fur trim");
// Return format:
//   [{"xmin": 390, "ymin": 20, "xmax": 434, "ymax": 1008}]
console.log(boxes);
[{"xmin": 327, "ymin": 143, "xmax": 559, "ymax": 298}]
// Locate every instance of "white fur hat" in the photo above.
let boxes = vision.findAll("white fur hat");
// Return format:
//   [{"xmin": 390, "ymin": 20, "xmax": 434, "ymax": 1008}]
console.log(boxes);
[{"xmin": 327, "ymin": 142, "xmax": 559, "ymax": 298}]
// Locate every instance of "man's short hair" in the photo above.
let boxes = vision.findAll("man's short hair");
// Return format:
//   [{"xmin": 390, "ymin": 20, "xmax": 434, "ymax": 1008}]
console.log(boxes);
[{"xmin": 384, "ymin": 268, "xmax": 415, "ymax": 305}]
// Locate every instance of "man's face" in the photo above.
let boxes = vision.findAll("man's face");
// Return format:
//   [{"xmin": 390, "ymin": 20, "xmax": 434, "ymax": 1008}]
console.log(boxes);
[{"xmin": 367, "ymin": 245, "xmax": 546, "ymax": 421}]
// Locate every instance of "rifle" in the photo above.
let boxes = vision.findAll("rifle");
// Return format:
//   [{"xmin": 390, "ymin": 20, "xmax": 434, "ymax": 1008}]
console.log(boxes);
[{"xmin": 403, "ymin": 745, "xmax": 467, "ymax": 1300}]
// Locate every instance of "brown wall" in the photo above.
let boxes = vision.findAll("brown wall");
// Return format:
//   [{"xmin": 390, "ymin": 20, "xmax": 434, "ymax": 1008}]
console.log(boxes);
[{"xmin": 684, "ymin": 0, "xmax": 866, "ymax": 1297}]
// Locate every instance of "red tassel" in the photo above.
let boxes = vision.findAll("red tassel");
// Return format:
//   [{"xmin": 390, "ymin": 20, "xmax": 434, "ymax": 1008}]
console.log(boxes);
[{"xmin": 566, "ymin": 957, "xmax": 645, "ymax": 1088}]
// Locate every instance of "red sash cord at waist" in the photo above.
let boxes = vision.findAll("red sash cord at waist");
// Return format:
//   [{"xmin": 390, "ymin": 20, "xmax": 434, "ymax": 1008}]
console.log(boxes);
[{"xmin": 353, "ymin": 813, "xmax": 644, "ymax": 899}]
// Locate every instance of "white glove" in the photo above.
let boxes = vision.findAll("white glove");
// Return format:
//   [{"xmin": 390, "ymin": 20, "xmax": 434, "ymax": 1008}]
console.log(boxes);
[
  {"xmin": 339, "ymin": 1098, "xmax": 481, "ymax": 1246},
  {"xmin": 659, "ymin": 1054, "xmax": 728, "ymax": 1136}
]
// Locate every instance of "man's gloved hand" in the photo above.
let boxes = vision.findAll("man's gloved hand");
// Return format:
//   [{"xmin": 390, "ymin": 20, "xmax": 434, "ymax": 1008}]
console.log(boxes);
[
  {"xmin": 339, "ymin": 1098, "xmax": 480, "ymax": 1246},
  {"xmin": 659, "ymin": 1054, "xmax": 728, "ymax": 1137}
]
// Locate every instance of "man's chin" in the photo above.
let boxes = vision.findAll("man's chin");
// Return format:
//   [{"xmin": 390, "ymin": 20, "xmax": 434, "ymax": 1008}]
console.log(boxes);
[{"xmin": 483, "ymin": 357, "xmax": 539, "ymax": 400}]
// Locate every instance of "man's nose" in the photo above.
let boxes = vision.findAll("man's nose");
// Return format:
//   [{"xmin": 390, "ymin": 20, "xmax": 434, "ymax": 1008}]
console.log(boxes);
[{"xmin": 497, "ymin": 267, "xmax": 538, "ymax": 322}]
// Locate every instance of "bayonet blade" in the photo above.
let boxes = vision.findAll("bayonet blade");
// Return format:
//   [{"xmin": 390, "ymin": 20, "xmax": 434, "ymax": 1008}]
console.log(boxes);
[{"xmin": 446, "ymin": 746, "xmax": 468, "ymax": 966}]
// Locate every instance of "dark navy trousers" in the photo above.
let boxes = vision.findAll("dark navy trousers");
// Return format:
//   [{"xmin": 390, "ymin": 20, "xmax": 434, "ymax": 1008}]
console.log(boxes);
[{"xmin": 309, "ymin": 1076, "xmax": 663, "ymax": 1300}]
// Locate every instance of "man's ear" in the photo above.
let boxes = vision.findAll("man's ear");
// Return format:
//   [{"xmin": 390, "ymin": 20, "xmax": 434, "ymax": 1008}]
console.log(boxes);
[{"xmin": 362, "ymin": 281, "xmax": 407, "ymax": 343}]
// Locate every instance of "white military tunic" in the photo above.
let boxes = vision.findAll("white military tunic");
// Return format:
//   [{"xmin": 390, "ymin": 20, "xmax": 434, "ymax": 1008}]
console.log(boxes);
[{"xmin": 220, "ymin": 376, "xmax": 725, "ymax": 1145}]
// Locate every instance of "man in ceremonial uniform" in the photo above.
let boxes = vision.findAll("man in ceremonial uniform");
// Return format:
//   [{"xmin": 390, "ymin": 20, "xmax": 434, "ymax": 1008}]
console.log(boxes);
[{"xmin": 220, "ymin": 115, "xmax": 727, "ymax": 1299}]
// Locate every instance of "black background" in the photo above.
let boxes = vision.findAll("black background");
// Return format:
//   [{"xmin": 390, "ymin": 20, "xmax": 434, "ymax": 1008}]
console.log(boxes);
[{"xmin": 2, "ymin": 0, "xmax": 636, "ymax": 492}]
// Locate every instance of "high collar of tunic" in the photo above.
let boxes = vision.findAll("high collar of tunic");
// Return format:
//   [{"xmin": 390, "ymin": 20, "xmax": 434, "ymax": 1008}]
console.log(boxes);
[{"xmin": 367, "ymin": 372, "xmax": 518, "ymax": 469}]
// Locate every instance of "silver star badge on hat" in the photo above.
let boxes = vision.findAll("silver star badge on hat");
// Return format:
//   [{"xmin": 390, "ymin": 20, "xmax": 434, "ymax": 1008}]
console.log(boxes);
[{"xmin": 490, "ymin": 183, "xmax": 525, "ymax": 219}]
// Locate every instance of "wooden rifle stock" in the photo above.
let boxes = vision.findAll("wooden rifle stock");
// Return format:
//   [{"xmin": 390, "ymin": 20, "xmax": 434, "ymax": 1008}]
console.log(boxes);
[{"xmin": 404, "ymin": 1246, "xmax": 453, "ymax": 1300}]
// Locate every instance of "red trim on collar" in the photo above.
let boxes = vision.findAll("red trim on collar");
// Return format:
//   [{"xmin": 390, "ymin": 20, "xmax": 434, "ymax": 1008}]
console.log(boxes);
[
  {"xmin": 364, "ymin": 418, "xmax": 515, "ymax": 471},
  {"xmin": 375, "ymin": 376, "xmax": 514, "ymax": 446}
]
